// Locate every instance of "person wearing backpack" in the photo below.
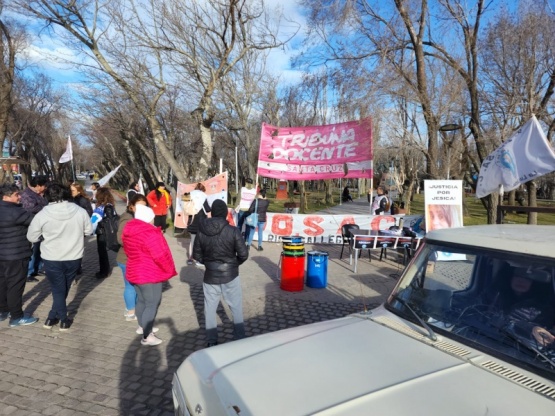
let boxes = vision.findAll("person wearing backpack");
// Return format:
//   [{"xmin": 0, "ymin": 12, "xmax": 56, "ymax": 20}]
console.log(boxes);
[
  {"xmin": 27, "ymin": 183, "xmax": 92, "ymax": 331},
  {"xmin": 91, "ymin": 187, "xmax": 117, "ymax": 279}
]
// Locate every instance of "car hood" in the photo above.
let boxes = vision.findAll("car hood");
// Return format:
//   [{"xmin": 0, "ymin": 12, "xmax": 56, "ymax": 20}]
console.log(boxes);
[{"xmin": 175, "ymin": 307, "xmax": 555, "ymax": 416}]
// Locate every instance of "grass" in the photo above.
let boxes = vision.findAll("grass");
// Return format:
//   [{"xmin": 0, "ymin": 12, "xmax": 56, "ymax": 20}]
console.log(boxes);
[
  {"xmin": 408, "ymin": 193, "xmax": 555, "ymax": 226},
  {"xmin": 114, "ymin": 187, "xmax": 554, "ymax": 228},
  {"xmin": 233, "ymin": 189, "xmax": 555, "ymax": 226}
]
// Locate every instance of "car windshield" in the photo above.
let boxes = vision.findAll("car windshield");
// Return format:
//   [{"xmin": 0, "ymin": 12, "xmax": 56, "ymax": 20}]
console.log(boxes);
[{"xmin": 387, "ymin": 241, "xmax": 555, "ymax": 380}]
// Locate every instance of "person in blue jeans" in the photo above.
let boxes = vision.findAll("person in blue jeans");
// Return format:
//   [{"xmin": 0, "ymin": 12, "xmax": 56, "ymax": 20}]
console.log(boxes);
[
  {"xmin": 19, "ymin": 175, "xmax": 48, "ymax": 282},
  {"xmin": 246, "ymin": 189, "xmax": 270, "ymax": 251},
  {"xmin": 116, "ymin": 194, "xmax": 148, "ymax": 321},
  {"xmin": 27, "ymin": 183, "xmax": 92, "ymax": 331}
]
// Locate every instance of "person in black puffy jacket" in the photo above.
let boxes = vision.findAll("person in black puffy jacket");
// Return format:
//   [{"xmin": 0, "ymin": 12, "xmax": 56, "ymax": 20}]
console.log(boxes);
[
  {"xmin": 193, "ymin": 199, "xmax": 248, "ymax": 347},
  {"xmin": 0, "ymin": 183, "xmax": 38, "ymax": 327}
]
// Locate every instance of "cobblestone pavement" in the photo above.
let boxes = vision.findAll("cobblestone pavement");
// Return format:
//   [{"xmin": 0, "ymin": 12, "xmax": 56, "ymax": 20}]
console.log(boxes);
[{"xmin": 0, "ymin": 197, "xmax": 406, "ymax": 415}]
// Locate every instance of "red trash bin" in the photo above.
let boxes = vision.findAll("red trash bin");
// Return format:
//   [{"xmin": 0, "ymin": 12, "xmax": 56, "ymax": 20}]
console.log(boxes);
[{"xmin": 280, "ymin": 236, "xmax": 305, "ymax": 292}]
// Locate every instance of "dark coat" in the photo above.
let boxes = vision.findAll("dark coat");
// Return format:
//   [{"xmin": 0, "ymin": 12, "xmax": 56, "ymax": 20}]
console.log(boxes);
[
  {"xmin": 247, "ymin": 198, "xmax": 270, "ymax": 223},
  {"xmin": 72, "ymin": 195, "xmax": 93, "ymax": 217},
  {"xmin": 187, "ymin": 200, "xmax": 211, "ymax": 234},
  {"xmin": 19, "ymin": 187, "xmax": 47, "ymax": 214},
  {"xmin": 0, "ymin": 200, "xmax": 34, "ymax": 261},
  {"xmin": 193, "ymin": 217, "xmax": 248, "ymax": 284}
]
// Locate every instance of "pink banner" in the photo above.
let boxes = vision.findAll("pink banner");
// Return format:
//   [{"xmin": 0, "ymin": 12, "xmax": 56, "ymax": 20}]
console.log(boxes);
[
  {"xmin": 257, "ymin": 118, "xmax": 373, "ymax": 180},
  {"xmin": 174, "ymin": 172, "xmax": 228, "ymax": 229}
]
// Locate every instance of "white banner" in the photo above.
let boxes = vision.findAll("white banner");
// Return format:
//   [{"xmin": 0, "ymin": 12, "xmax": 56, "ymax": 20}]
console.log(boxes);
[
  {"xmin": 174, "ymin": 172, "xmax": 228, "ymax": 228},
  {"xmin": 424, "ymin": 180, "xmax": 464, "ymax": 233},
  {"xmin": 476, "ymin": 116, "xmax": 555, "ymax": 198},
  {"xmin": 137, "ymin": 177, "xmax": 145, "ymax": 195},
  {"xmin": 232, "ymin": 212, "xmax": 423, "ymax": 244}
]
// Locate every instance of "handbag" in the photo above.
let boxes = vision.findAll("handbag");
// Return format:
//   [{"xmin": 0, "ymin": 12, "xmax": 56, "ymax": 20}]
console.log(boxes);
[{"xmin": 245, "ymin": 198, "xmax": 259, "ymax": 227}]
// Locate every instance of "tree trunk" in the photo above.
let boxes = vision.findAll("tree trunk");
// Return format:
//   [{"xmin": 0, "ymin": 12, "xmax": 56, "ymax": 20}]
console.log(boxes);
[{"xmin": 526, "ymin": 181, "xmax": 537, "ymax": 225}]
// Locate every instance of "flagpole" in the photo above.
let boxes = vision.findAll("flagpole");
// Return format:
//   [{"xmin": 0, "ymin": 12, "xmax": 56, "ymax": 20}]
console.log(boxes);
[{"xmin": 70, "ymin": 158, "xmax": 76, "ymax": 182}]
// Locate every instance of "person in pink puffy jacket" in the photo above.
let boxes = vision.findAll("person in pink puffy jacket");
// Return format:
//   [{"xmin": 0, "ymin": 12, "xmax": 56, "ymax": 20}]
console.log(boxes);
[{"xmin": 122, "ymin": 204, "xmax": 177, "ymax": 346}]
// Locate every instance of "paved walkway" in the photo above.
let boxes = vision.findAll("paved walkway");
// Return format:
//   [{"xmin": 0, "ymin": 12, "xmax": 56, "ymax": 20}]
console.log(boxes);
[{"xmin": 0, "ymin": 196, "xmax": 405, "ymax": 415}]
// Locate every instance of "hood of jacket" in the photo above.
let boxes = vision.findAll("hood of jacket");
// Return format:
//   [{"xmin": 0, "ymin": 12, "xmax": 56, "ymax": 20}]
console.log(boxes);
[
  {"xmin": 42, "ymin": 201, "xmax": 84, "ymax": 221},
  {"xmin": 124, "ymin": 218, "xmax": 158, "ymax": 237},
  {"xmin": 198, "ymin": 217, "xmax": 229, "ymax": 237}
]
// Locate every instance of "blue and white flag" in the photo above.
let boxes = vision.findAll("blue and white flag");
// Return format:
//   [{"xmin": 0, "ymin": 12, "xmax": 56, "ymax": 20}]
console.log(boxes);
[{"xmin": 476, "ymin": 116, "xmax": 555, "ymax": 198}]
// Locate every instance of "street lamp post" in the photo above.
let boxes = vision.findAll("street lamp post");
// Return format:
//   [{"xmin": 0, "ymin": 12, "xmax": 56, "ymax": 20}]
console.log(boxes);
[{"xmin": 439, "ymin": 123, "xmax": 462, "ymax": 180}]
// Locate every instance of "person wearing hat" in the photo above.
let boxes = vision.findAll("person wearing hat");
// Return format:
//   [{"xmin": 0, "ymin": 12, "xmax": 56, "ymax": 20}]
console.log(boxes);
[
  {"xmin": 193, "ymin": 199, "xmax": 249, "ymax": 347},
  {"xmin": 122, "ymin": 204, "xmax": 177, "ymax": 346},
  {"xmin": 146, "ymin": 181, "xmax": 172, "ymax": 233}
]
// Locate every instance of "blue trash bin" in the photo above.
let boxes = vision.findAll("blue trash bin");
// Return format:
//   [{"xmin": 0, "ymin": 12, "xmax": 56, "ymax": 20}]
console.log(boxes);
[{"xmin": 306, "ymin": 251, "xmax": 329, "ymax": 288}]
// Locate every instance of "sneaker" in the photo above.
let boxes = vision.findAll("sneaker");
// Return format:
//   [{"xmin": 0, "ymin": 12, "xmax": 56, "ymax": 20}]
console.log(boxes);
[
  {"xmin": 257, "ymin": 246, "xmax": 264, "ymax": 251},
  {"xmin": 0, "ymin": 312, "xmax": 10, "ymax": 322},
  {"xmin": 187, "ymin": 259, "xmax": 193, "ymax": 266},
  {"xmin": 136, "ymin": 326, "xmax": 159, "ymax": 335},
  {"xmin": 141, "ymin": 333, "xmax": 163, "ymax": 346},
  {"xmin": 59, "ymin": 319, "xmax": 73, "ymax": 332},
  {"xmin": 43, "ymin": 318, "xmax": 60, "ymax": 329},
  {"xmin": 26, "ymin": 276, "xmax": 39, "ymax": 283},
  {"xmin": 9, "ymin": 315, "xmax": 39, "ymax": 327},
  {"xmin": 125, "ymin": 312, "xmax": 137, "ymax": 321}
]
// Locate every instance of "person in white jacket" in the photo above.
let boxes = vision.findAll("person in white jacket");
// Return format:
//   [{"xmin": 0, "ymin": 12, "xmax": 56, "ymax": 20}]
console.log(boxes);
[{"xmin": 27, "ymin": 183, "xmax": 92, "ymax": 332}]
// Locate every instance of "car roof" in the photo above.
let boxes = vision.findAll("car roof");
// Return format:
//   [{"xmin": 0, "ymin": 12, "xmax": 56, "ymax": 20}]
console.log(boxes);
[{"xmin": 425, "ymin": 224, "xmax": 555, "ymax": 259}]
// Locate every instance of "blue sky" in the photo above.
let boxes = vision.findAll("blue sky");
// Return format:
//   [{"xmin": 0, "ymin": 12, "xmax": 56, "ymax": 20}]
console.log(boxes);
[{"xmin": 17, "ymin": 0, "xmax": 309, "ymax": 99}]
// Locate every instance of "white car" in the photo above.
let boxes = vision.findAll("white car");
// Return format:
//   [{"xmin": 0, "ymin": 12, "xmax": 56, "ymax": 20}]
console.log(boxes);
[
  {"xmin": 76, "ymin": 173, "xmax": 87, "ymax": 180},
  {"xmin": 173, "ymin": 225, "xmax": 555, "ymax": 415}
]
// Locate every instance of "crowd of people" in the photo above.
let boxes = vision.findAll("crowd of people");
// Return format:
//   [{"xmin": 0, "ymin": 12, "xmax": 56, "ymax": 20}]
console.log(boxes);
[
  {"xmin": 2, "ymin": 176, "xmax": 554, "ymax": 353},
  {"xmin": 0, "ymin": 177, "xmax": 266, "ymax": 349}
]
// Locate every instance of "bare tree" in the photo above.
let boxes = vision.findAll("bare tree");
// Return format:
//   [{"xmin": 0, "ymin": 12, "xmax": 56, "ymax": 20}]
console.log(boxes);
[
  {"xmin": 156, "ymin": 0, "xmax": 292, "ymax": 180},
  {"xmin": 0, "ymin": 12, "xmax": 26, "ymax": 181},
  {"xmin": 480, "ymin": 2, "xmax": 555, "ymax": 223},
  {"xmin": 10, "ymin": 0, "xmax": 190, "ymax": 182}
]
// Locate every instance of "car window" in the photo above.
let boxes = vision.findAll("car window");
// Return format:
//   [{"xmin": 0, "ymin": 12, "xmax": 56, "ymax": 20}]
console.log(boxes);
[{"xmin": 389, "ymin": 243, "xmax": 555, "ymax": 379}]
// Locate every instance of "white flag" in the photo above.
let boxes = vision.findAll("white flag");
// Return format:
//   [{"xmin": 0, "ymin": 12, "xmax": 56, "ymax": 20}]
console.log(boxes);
[
  {"xmin": 476, "ymin": 116, "xmax": 555, "ymax": 198},
  {"xmin": 59, "ymin": 136, "xmax": 73, "ymax": 163},
  {"xmin": 98, "ymin": 164, "xmax": 122, "ymax": 187},
  {"xmin": 137, "ymin": 177, "xmax": 145, "ymax": 195}
]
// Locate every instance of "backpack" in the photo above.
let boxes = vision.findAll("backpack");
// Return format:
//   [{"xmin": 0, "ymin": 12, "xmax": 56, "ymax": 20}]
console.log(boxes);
[
  {"xmin": 182, "ymin": 196, "xmax": 198, "ymax": 216},
  {"xmin": 99, "ymin": 205, "xmax": 121, "ymax": 251}
]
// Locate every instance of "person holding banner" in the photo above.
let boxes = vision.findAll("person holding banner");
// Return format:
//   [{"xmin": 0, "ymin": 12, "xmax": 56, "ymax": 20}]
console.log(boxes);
[{"xmin": 146, "ymin": 182, "xmax": 172, "ymax": 233}]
